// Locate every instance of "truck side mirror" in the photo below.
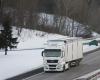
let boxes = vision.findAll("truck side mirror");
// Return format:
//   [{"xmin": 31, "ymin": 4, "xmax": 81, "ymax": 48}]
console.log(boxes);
[
  {"xmin": 64, "ymin": 41, "xmax": 66, "ymax": 43},
  {"xmin": 41, "ymin": 51, "xmax": 44, "ymax": 56},
  {"xmin": 61, "ymin": 51, "xmax": 64, "ymax": 58}
]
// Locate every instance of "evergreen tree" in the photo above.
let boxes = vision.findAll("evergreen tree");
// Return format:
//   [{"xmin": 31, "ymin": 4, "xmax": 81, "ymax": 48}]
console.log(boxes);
[
  {"xmin": 0, "ymin": 15, "xmax": 18, "ymax": 55},
  {"xmin": 0, "ymin": 34, "xmax": 3, "ymax": 49}
]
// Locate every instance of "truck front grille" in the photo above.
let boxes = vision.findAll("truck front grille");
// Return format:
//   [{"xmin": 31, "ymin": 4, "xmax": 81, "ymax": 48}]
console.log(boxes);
[
  {"xmin": 47, "ymin": 60, "xmax": 58, "ymax": 63},
  {"xmin": 49, "ymin": 68, "xmax": 56, "ymax": 70},
  {"xmin": 49, "ymin": 65, "xmax": 56, "ymax": 67}
]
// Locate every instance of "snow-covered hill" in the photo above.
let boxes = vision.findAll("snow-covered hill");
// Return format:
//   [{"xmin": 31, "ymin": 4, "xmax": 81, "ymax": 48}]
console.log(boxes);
[{"xmin": 12, "ymin": 27, "xmax": 68, "ymax": 50}]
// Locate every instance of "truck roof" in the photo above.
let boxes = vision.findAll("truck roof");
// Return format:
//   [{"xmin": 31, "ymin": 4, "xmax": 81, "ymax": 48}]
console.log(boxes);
[{"xmin": 48, "ymin": 37, "xmax": 82, "ymax": 43}]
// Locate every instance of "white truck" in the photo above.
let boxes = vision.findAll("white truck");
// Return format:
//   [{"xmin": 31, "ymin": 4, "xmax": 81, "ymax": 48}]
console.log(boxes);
[{"xmin": 42, "ymin": 38, "xmax": 83, "ymax": 72}]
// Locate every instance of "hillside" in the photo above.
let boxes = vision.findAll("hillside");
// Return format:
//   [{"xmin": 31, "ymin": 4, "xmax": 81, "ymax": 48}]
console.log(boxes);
[
  {"xmin": 1, "ymin": 0, "xmax": 100, "ymax": 33},
  {"xmin": 12, "ymin": 27, "xmax": 68, "ymax": 50}
]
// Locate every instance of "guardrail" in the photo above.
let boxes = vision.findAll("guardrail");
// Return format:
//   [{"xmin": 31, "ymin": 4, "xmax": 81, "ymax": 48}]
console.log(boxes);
[
  {"xmin": 0, "ymin": 48, "xmax": 44, "ymax": 52},
  {"xmin": 74, "ymin": 69, "xmax": 100, "ymax": 80}
]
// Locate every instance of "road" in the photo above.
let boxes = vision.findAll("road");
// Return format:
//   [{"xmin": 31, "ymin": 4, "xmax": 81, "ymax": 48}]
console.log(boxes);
[{"xmin": 23, "ymin": 49, "xmax": 100, "ymax": 80}]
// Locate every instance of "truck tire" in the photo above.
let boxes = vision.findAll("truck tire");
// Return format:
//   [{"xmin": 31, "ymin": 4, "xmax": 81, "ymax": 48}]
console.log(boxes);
[
  {"xmin": 75, "ymin": 59, "xmax": 82, "ymax": 66},
  {"xmin": 68, "ymin": 62, "xmax": 71, "ymax": 70},
  {"xmin": 75, "ymin": 60, "xmax": 80, "ymax": 66},
  {"xmin": 44, "ymin": 71, "xmax": 49, "ymax": 73},
  {"xmin": 70, "ymin": 62, "xmax": 76, "ymax": 67},
  {"xmin": 62, "ymin": 65, "xmax": 66, "ymax": 72}
]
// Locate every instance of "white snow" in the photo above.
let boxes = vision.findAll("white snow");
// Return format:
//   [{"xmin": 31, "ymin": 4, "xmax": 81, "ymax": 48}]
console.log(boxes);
[
  {"xmin": 0, "ymin": 50, "xmax": 43, "ymax": 80},
  {"xmin": 0, "ymin": 28, "xmax": 100, "ymax": 80},
  {"xmin": 83, "ymin": 45, "xmax": 100, "ymax": 53}
]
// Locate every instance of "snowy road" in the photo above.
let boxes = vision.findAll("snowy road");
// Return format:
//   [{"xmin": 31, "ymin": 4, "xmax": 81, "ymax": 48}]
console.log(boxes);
[{"xmin": 23, "ymin": 49, "xmax": 100, "ymax": 80}]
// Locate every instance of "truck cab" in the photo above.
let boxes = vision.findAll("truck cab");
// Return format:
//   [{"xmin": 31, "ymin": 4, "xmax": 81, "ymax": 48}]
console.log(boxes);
[
  {"xmin": 42, "ymin": 40, "xmax": 69, "ymax": 72},
  {"xmin": 42, "ymin": 49, "xmax": 68, "ymax": 71}
]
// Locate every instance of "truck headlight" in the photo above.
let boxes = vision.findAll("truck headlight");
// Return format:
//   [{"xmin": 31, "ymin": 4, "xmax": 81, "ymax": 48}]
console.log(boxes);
[
  {"xmin": 57, "ymin": 64, "xmax": 62, "ymax": 69},
  {"xmin": 44, "ymin": 65, "xmax": 48, "ymax": 69}
]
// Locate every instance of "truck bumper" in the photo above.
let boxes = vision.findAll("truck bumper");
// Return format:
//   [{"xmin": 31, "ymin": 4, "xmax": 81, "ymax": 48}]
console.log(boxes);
[
  {"xmin": 44, "ymin": 67, "xmax": 64, "ymax": 72},
  {"xmin": 43, "ymin": 63, "xmax": 69, "ymax": 72}
]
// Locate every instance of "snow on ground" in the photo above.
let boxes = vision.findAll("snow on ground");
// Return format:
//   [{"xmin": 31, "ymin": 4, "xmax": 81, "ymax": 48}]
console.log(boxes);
[
  {"xmin": 0, "ymin": 28, "xmax": 100, "ymax": 80},
  {"xmin": 0, "ymin": 50, "xmax": 43, "ymax": 80},
  {"xmin": 15, "ymin": 28, "xmax": 68, "ymax": 49},
  {"xmin": 17, "ymin": 33, "xmax": 67, "ymax": 49},
  {"xmin": 83, "ymin": 44, "xmax": 100, "ymax": 53}
]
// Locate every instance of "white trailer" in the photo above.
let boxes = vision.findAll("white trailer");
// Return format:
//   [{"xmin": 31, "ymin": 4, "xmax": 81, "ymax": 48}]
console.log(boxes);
[{"xmin": 42, "ymin": 38, "xmax": 83, "ymax": 72}]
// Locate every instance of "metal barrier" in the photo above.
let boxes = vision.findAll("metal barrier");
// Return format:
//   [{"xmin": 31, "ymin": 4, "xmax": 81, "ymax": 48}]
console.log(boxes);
[{"xmin": 74, "ymin": 69, "xmax": 100, "ymax": 80}]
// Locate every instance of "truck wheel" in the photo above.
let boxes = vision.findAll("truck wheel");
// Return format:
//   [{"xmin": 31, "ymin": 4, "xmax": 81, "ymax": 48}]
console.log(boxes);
[
  {"xmin": 62, "ymin": 65, "xmax": 65, "ymax": 72},
  {"xmin": 68, "ymin": 62, "xmax": 71, "ymax": 70},
  {"xmin": 70, "ymin": 62, "xmax": 76, "ymax": 67},
  {"xmin": 75, "ymin": 60, "xmax": 80, "ymax": 66},
  {"xmin": 44, "ymin": 71, "xmax": 49, "ymax": 73}
]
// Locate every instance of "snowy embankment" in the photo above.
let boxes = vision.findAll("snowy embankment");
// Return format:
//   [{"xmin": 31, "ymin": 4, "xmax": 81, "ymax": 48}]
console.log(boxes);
[{"xmin": 0, "ymin": 28, "xmax": 100, "ymax": 80}]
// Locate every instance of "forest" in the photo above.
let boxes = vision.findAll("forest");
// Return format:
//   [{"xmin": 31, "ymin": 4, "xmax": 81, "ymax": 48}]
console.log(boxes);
[{"xmin": 0, "ymin": 0, "xmax": 100, "ymax": 37}]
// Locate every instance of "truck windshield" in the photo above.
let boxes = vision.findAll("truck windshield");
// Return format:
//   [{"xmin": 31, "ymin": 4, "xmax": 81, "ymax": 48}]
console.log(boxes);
[{"xmin": 44, "ymin": 49, "xmax": 61, "ymax": 57}]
